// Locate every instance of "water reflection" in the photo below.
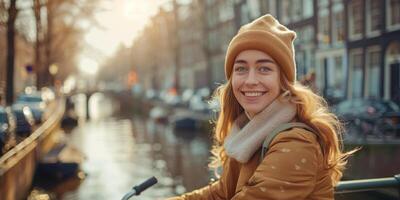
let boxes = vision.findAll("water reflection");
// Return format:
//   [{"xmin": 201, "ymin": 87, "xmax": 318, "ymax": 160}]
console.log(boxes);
[
  {"xmin": 30, "ymin": 93, "xmax": 174, "ymax": 200},
  {"xmin": 344, "ymin": 144, "xmax": 400, "ymax": 179},
  {"xmin": 138, "ymin": 119, "xmax": 213, "ymax": 194},
  {"xmin": 88, "ymin": 92, "xmax": 116, "ymax": 120}
]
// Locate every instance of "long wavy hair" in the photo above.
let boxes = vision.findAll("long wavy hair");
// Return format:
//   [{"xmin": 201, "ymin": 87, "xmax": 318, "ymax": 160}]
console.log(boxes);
[{"xmin": 209, "ymin": 72, "xmax": 357, "ymax": 185}]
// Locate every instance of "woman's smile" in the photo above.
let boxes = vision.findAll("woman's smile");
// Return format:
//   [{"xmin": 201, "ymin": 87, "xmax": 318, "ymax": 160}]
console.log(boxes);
[{"xmin": 241, "ymin": 91, "xmax": 266, "ymax": 97}]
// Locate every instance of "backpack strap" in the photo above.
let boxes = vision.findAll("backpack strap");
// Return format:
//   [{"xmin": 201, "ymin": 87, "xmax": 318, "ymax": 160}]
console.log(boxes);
[{"xmin": 260, "ymin": 122, "xmax": 317, "ymax": 163}]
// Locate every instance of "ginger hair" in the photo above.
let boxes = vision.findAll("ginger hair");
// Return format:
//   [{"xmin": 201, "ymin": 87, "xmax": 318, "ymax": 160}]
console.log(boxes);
[{"xmin": 209, "ymin": 73, "xmax": 356, "ymax": 185}]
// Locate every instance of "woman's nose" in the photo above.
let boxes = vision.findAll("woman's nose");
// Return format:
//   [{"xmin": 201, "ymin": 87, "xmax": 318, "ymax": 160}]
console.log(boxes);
[{"xmin": 244, "ymin": 70, "xmax": 258, "ymax": 85}]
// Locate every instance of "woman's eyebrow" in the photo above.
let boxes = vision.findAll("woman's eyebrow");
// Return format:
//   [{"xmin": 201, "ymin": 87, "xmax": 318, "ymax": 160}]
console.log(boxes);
[
  {"xmin": 234, "ymin": 60, "xmax": 247, "ymax": 64},
  {"xmin": 256, "ymin": 59, "xmax": 275, "ymax": 64},
  {"xmin": 234, "ymin": 59, "xmax": 276, "ymax": 64}
]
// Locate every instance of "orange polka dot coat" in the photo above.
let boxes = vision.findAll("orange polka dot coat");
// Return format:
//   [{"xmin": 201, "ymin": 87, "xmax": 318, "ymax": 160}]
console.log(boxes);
[{"xmin": 166, "ymin": 127, "xmax": 333, "ymax": 200}]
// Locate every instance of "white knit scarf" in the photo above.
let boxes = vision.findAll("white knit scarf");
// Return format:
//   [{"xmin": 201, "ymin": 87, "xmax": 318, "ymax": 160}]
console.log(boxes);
[{"xmin": 223, "ymin": 95, "xmax": 297, "ymax": 163}]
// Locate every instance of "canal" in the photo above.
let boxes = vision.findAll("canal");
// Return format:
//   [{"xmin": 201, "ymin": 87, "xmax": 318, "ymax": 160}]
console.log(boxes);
[{"xmin": 28, "ymin": 92, "xmax": 399, "ymax": 200}]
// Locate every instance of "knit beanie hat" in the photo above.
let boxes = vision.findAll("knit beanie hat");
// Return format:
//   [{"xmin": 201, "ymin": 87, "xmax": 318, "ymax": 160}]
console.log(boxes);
[{"xmin": 224, "ymin": 14, "xmax": 297, "ymax": 83}]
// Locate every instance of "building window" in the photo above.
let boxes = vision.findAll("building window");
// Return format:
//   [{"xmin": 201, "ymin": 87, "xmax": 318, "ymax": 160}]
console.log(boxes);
[
  {"xmin": 348, "ymin": 0, "xmax": 363, "ymax": 40},
  {"xmin": 219, "ymin": 1, "xmax": 234, "ymax": 22},
  {"xmin": 240, "ymin": 3, "xmax": 250, "ymax": 25},
  {"xmin": 206, "ymin": 0, "xmax": 215, "ymax": 5},
  {"xmin": 248, "ymin": 0, "xmax": 260, "ymax": 19},
  {"xmin": 332, "ymin": 3, "xmax": 344, "ymax": 45},
  {"xmin": 207, "ymin": 7, "xmax": 217, "ymax": 27},
  {"xmin": 318, "ymin": 9, "xmax": 330, "ymax": 47},
  {"xmin": 267, "ymin": 0, "xmax": 277, "ymax": 17},
  {"xmin": 316, "ymin": 58, "xmax": 326, "ymax": 92},
  {"xmin": 208, "ymin": 31, "xmax": 217, "ymax": 52},
  {"xmin": 349, "ymin": 49, "xmax": 363, "ymax": 98},
  {"xmin": 259, "ymin": 0, "xmax": 268, "ymax": 14},
  {"xmin": 291, "ymin": 0, "xmax": 302, "ymax": 22},
  {"xmin": 303, "ymin": 25, "xmax": 314, "ymax": 43},
  {"xmin": 305, "ymin": 49, "xmax": 313, "ymax": 74},
  {"xmin": 319, "ymin": 0, "xmax": 329, "ymax": 8},
  {"xmin": 386, "ymin": 0, "xmax": 400, "ymax": 30},
  {"xmin": 365, "ymin": 47, "xmax": 381, "ymax": 98},
  {"xmin": 296, "ymin": 51, "xmax": 306, "ymax": 77},
  {"xmin": 211, "ymin": 55, "xmax": 225, "ymax": 83},
  {"xmin": 294, "ymin": 28, "xmax": 303, "ymax": 45},
  {"xmin": 367, "ymin": 0, "xmax": 382, "ymax": 37},
  {"xmin": 303, "ymin": 0, "xmax": 313, "ymax": 18},
  {"xmin": 332, "ymin": 55, "xmax": 345, "ymax": 98},
  {"xmin": 281, "ymin": 0, "xmax": 290, "ymax": 24}
]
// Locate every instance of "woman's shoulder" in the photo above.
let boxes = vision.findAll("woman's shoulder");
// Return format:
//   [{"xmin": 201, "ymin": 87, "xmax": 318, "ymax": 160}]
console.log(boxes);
[
  {"xmin": 270, "ymin": 126, "xmax": 320, "ymax": 149},
  {"xmin": 264, "ymin": 127, "xmax": 325, "ymax": 170}
]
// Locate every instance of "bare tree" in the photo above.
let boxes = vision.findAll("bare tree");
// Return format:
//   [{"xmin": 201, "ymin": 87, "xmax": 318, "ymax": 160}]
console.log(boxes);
[
  {"xmin": 0, "ymin": 0, "xmax": 7, "ymax": 27},
  {"xmin": 33, "ymin": 0, "xmax": 43, "ymax": 87},
  {"xmin": 0, "ymin": 0, "xmax": 102, "ymax": 105},
  {"xmin": 5, "ymin": 0, "xmax": 18, "ymax": 105},
  {"xmin": 33, "ymin": 0, "xmax": 102, "ymax": 87}
]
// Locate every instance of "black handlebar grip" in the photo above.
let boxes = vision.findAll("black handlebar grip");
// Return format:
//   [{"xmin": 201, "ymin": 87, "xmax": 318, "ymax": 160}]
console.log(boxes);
[{"xmin": 133, "ymin": 176, "xmax": 158, "ymax": 195}]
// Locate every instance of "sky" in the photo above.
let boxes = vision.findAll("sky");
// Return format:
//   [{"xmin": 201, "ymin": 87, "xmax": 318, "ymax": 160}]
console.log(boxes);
[{"xmin": 80, "ymin": 0, "xmax": 170, "ymax": 74}]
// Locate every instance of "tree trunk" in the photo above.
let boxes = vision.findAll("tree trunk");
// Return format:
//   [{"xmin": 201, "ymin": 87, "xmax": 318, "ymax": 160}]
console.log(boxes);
[
  {"xmin": 34, "ymin": 0, "xmax": 42, "ymax": 88},
  {"xmin": 44, "ymin": 0, "xmax": 53, "ymax": 86},
  {"xmin": 5, "ymin": 0, "xmax": 18, "ymax": 105},
  {"xmin": 173, "ymin": 0, "xmax": 180, "ymax": 93}
]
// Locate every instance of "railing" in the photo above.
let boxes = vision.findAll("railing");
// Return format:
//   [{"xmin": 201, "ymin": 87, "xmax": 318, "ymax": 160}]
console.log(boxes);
[
  {"xmin": 0, "ymin": 98, "xmax": 65, "ymax": 200},
  {"xmin": 336, "ymin": 174, "xmax": 400, "ymax": 199}
]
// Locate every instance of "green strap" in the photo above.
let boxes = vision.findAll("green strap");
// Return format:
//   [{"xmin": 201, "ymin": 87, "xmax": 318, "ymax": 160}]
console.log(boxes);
[{"xmin": 260, "ymin": 122, "xmax": 317, "ymax": 163}]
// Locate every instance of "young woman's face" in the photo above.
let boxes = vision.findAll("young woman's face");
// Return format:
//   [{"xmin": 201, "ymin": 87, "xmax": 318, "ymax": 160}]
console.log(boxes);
[{"xmin": 231, "ymin": 50, "xmax": 281, "ymax": 117}]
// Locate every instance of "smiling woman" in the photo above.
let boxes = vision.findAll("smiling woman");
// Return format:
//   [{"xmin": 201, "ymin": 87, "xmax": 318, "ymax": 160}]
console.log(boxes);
[{"xmin": 166, "ymin": 14, "xmax": 357, "ymax": 200}]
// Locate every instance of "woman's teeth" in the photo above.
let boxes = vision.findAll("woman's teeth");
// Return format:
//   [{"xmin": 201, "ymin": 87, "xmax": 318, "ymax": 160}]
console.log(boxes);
[{"xmin": 243, "ymin": 92, "xmax": 264, "ymax": 97}]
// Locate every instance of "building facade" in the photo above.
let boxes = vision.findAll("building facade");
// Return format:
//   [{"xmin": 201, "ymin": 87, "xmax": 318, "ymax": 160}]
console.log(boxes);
[
  {"xmin": 277, "ymin": 0, "xmax": 318, "ymax": 89},
  {"xmin": 177, "ymin": 0, "xmax": 208, "ymax": 91},
  {"xmin": 205, "ymin": 0, "xmax": 236, "ymax": 89},
  {"xmin": 130, "ymin": 3, "xmax": 178, "ymax": 93},
  {"xmin": 345, "ymin": 0, "xmax": 400, "ymax": 104},
  {"xmin": 313, "ymin": 0, "xmax": 347, "ymax": 102}
]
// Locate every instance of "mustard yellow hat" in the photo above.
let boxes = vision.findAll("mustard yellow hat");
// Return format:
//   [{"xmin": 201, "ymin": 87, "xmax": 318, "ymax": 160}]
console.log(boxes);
[{"xmin": 224, "ymin": 14, "xmax": 297, "ymax": 83}]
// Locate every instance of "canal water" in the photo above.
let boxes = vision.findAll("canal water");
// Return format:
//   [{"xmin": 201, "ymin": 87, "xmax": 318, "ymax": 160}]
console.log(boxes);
[{"xmin": 28, "ymin": 92, "xmax": 399, "ymax": 200}]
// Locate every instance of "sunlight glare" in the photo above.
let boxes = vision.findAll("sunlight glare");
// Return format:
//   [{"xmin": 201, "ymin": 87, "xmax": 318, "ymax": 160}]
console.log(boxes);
[
  {"xmin": 84, "ymin": 0, "xmax": 170, "ymax": 58},
  {"xmin": 79, "ymin": 58, "xmax": 99, "ymax": 76}
]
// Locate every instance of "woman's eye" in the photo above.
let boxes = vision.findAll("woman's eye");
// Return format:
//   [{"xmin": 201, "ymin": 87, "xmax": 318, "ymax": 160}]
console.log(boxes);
[
  {"xmin": 259, "ymin": 66, "xmax": 271, "ymax": 72},
  {"xmin": 234, "ymin": 66, "xmax": 247, "ymax": 72}
]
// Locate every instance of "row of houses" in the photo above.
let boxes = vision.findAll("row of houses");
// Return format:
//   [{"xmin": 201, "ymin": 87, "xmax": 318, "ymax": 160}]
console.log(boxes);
[{"xmin": 130, "ymin": 0, "xmax": 400, "ymax": 104}]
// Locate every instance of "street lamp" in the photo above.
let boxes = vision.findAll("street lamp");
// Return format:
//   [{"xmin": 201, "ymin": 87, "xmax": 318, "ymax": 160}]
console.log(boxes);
[
  {"xmin": 49, "ymin": 64, "xmax": 59, "ymax": 76},
  {"xmin": 49, "ymin": 63, "xmax": 59, "ymax": 86}
]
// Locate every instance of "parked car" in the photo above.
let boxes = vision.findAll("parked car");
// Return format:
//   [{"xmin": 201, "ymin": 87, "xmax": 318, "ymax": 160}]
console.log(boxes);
[
  {"xmin": 0, "ymin": 106, "xmax": 17, "ymax": 155},
  {"xmin": 17, "ymin": 93, "xmax": 46, "ymax": 124},
  {"xmin": 333, "ymin": 98, "xmax": 400, "ymax": 138},
  {"xmin": 11, "ymin": 104, "xmax": 35, "ymax": 136}
]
